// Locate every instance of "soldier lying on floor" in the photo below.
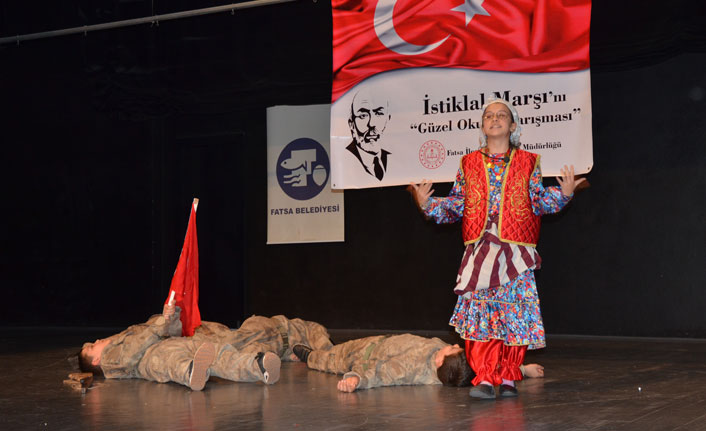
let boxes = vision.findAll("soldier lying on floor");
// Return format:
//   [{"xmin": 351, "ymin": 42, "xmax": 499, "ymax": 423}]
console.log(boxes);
[
  {"xmin": 78, "ymin": 303, "xmax": 333, "ymax": 391},
  {"xmin": 292, "ymin": 334, "xmax": 544, "ymax": 393}
]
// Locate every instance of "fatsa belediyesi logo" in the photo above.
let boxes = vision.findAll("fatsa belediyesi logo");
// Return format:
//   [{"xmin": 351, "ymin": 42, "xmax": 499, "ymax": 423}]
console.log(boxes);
[{"xmin": 276, "ymin": 138, "xmax": 330, "ymax": 201}]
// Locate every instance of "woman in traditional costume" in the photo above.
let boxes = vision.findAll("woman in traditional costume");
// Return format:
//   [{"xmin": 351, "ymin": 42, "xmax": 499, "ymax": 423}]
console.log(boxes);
[{"xmin": 410, "ymin": 98, "xmax": 584, "ymax": 399}]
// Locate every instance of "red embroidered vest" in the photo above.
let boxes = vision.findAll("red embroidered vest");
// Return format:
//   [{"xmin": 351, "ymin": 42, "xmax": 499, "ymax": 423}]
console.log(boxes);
[{"xmin": 461, "ymin": 149, "xmax": 541, "ymax": 246}]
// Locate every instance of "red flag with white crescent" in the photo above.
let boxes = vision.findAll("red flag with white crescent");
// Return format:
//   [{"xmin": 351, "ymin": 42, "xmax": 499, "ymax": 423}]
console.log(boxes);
[
  {"xmin": 332, "ymin": 0, "xmax": 591, "ymax": 102},
  {"xmin": 165, "ymin": 199, "xmax": 201, "ymax": 337}
]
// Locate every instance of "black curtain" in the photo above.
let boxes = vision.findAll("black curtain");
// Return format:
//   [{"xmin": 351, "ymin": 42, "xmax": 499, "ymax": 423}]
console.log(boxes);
[{"xmin": 1, "ymin": 1, "xmax": 706, "ymax": 335}]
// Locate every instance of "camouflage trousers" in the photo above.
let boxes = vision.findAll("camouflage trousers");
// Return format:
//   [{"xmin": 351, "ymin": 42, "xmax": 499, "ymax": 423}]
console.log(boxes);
[{"xmin": 137, "ymin": 337, "xmax": 264, "ymax": 387}]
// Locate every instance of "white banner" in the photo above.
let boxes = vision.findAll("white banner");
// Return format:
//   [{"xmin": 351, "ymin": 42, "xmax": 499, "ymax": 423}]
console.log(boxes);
[
  {"xmin": 330, "ymin": 68, "xmax": 593, "ymax": 189},
  {"xmin": 267, "ymin": 105, "xmax": 344, "ymax": 244}
]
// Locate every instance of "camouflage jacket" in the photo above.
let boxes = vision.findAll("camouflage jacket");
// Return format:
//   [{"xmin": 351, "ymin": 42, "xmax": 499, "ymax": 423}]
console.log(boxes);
[
  {"xmin": 100, "ymin": 312, "xmax": 181, "ymax": 379},
  {"xmin": 335, "ymin": 334, "xmax": 447, "ymax": 390}
]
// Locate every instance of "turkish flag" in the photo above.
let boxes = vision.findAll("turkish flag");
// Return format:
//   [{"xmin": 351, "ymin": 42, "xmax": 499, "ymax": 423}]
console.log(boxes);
[
  {"xmin": 332, "ymin": 0, "xmax": 591, "ymax": 101},
  {"xmin": 165, "ymin": 199, "xmax": 201, "ymax": 336}
]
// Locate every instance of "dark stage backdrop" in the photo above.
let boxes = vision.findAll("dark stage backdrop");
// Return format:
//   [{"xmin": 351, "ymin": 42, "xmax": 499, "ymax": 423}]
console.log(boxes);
[{"xmin": 1, "ymin": 1, "xmax": 705, "ymax": 337}]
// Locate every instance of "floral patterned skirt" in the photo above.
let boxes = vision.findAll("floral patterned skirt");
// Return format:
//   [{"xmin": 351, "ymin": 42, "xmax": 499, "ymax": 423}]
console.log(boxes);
[{"xmin": 449, "ymin": 269, "xmax": 546, "ymax": 350}]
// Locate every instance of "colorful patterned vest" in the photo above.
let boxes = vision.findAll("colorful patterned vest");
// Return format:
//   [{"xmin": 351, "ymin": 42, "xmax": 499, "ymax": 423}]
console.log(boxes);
[{"xmin": 461, "ymin": 149, "xmax": 541, "ymax": 247}]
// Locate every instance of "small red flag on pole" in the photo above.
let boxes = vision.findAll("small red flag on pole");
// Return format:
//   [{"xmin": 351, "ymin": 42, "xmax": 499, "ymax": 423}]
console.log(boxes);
[{"xmin": 165, "ymin": 198, "xmax": 201, "ymax": 336}]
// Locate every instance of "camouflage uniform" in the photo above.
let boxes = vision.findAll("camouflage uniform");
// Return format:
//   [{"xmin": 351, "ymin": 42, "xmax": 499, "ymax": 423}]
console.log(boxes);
[
  {"xmin": 100, "ymin": 313, "xmax": 182, "ymax": 380},
  {"xmin": 306, "ymin": 334, "xmax": 448, "ymax": 390},
  {"xmin": 98, "ymin": 312, "xmax": 332, "ymax": 387},
  {"xmin": 137, "ymin": 337, "xmax": 264, "ymax": 386},
  {"xmin": 100, "ymin": 313, "xmax": 260, "ymax": 386},
  {"xmin": 196, "ymin": 315, "xmax": 333, "ymax": 360}
]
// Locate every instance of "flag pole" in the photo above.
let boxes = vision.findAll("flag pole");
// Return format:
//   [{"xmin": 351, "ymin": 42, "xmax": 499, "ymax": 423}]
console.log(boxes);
[{"xmin": 168, "ymin": 290, "xmax": 176, "ymax": 306}]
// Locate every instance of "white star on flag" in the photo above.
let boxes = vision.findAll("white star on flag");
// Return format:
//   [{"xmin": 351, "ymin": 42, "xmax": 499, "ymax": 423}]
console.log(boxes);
[{"xmin": 451, "ymin": 0, "xmax": 490, "ymax": 26}]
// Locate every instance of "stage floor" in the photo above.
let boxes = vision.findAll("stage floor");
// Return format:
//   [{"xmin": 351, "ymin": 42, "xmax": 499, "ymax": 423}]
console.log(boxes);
[{"xmin": 2, "ymin": 327, "xmax": 706, "ymax": 430}]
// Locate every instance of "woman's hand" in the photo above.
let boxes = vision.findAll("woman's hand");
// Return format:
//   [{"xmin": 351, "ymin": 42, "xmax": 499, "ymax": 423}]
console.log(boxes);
[
  {"xmin": 407, "ymin": 180, "xmax": 434, "ymax": 210},
  {"xmin": 557, "ymin": 165, "xmax": 587, "ymax": 197}
]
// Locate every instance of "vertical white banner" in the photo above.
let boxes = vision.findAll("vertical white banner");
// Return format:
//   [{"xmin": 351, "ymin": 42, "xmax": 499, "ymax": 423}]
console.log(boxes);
[{"xmin": 267, "ymin": 104, "xmax": 344, "ymax": 244}]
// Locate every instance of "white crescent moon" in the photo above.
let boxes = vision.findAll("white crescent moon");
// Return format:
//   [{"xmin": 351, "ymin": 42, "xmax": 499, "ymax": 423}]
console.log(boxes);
[{"xmin": 374, "ymin": 0, "xmax": 449, "ymax": 56}]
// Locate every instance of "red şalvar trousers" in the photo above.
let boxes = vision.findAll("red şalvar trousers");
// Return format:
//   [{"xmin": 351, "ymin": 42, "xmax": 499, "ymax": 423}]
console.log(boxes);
[{"xmin": 465, "ymin": 340, "xmax": 527, "ymax": 386}]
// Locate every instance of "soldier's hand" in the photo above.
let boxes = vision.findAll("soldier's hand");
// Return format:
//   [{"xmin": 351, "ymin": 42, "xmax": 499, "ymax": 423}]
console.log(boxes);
[
  {"xmin": 524, "ymin": 363, "xmax": 545, "ymax": 378},
  {"xmin": 337, "ymin": 376, "xmax": 360, "ymax": 392},
  {"xmin": 163, "ymin": 303, "xmax": 176, "ymax": 319}
]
